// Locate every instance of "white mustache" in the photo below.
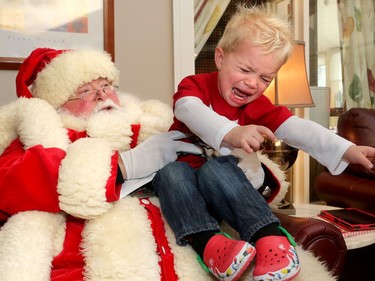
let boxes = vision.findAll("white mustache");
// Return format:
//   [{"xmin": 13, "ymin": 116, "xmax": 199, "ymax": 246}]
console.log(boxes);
[{"xmin": 93, "ymin": 100, "xmax": 121, "ymax": 114}]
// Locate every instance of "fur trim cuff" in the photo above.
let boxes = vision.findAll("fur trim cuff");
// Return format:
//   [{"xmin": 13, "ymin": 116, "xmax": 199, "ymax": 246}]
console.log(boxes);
[
  {"xmin": 58, "ymin": 138, "xmax": 114, "ymax": 219},
  {"xmin": 86, "ymin": 109, "xmax": 134, "ymax": 151}
]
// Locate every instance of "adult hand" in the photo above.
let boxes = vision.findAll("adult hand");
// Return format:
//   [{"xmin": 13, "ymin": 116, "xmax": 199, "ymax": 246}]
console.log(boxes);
[
  {"xmin": 120, "ymin": 131, "xmax": 202, "ymax": 179},
  {"xmin": 223, "ymin": 125, "xmax": 276, "ymax": 154},
  {"xmin": 343, "ymin": 145, "xmax": 375, "ymax": 169}
]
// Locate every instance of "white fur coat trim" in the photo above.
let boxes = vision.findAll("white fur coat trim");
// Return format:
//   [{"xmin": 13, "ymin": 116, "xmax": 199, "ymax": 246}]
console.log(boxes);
[
  {"xmin": 57, "ymin": 137, "xmax": 115, "ymax": 219},
  {"xmin": 0, "ymin": 98, "xmax": 69, "ymax": 154},
  {"xmin": 82, "ymin": 196, "xmax": 212, "ymax": 281},
  {"xmin": 82, "ymin": 197, "xmax": 162, "ymax": 280},
  {"xmin": 0, "ymin": 211, "xmax": 66, "ymax": 281}
]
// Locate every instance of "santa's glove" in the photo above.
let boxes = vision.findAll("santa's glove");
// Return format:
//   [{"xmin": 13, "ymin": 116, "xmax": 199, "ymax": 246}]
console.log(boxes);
[{"xmin": 120, "ymin": 130, "xmax": 203, "ymax": 180}]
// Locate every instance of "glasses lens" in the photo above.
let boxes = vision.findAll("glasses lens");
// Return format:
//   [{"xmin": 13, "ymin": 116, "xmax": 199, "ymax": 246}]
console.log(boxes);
[
  {"xmin": 79, "ymin": 85, "xmax": 118, "ymax": 101},
  {"xmin": 102, "ymin": 85, "xmax": 111, "ymax": 94},
  {"xmin": 81, "ymin": 90, "xmax": 98, "ymax": 101},
  {"xmin": 104, "ymin": 85, "xmax": 118, "ymax": 93}
]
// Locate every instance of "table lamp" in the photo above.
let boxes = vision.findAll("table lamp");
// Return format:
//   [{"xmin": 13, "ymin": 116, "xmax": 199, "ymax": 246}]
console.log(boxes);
[{"xmin": 262, "ymin": 40, "xmax": 314, "ymax": 171}]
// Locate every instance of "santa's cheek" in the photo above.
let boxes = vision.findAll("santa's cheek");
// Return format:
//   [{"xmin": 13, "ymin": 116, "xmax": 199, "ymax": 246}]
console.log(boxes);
[
  {"xmin": 63, "ymin": 102, "xmax": 96, "ymax": 117},
  {"xmin": 81, "ymin": 103, "xmax": 99, "ymax": 117},
  {"xmin": 109, "ymin": 95, "xmax": 121, "ymax": 107}
]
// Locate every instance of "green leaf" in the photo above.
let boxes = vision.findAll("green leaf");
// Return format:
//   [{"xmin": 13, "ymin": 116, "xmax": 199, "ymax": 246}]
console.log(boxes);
[
  {"xmin": 349, "ymin": 74, "xmax": 363, "ymax": 103},
  {"xmin": 354, "ymin": 6, "xmax": 362, "ymax": 32}
]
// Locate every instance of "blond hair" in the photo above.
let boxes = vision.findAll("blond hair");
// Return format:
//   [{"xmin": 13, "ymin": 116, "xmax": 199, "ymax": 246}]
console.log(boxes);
[{"xmin": 217, "ymin": 4, "xmax": 294, "ymax": 65}]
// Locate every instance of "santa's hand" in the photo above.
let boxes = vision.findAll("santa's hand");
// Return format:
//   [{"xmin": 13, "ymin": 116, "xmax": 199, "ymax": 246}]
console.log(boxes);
[{"xmin": 120, "ymin": 130, "xmax": 202, "ymax": 179}]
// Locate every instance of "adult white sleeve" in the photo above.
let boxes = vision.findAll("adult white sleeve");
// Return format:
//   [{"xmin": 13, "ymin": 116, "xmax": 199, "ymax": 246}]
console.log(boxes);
[
  {"xmin": 275, "ymin": 116, "xmax": 354, "ymax": 175},
  {"xmin": 175, "ymin": 96, "xmax": 238, "ymax": 154}
]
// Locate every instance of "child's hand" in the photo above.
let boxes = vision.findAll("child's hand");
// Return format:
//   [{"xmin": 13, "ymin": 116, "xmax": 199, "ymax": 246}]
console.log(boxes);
[
  {"xmin": 343, "ymin": 145, "xmax": 375, "ymax": 169},
  {"xmin": 223, "ymin": 125, "xmax": 276, "ymax": 154}
]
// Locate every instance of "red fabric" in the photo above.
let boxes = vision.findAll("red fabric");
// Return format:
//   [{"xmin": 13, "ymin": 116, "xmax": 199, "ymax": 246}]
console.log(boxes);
[
  {"xmin": 0, "ymin": 128, "xmax": 118, "ymax": 219},
  {"xmin": 170, "ymin": 72, "xmax": 293, "ymax": 168},
  {"xmin": 105, "ymin": 152, "xmax": 122, "ymax": 202},
  {"xmin": 130, "ymin": 124, "xmax": 141, "ymax": 148},
  {"xmin": 139, "ymin": 198, "xmax": 178, "ymax": 281},
  {"xmin": 67, "ymin": 130, "xmax": 87, "ymax": 141},
  {"xmin": 16, "ymin": 48, "xmax": 66, "ymax": 99},
  {"xmin": 106, "ymin": 124, "xmax": 140, "ymax": 201},
  {"xmin": 0, "ymin": 140, "xmax": 66, "ymax": 215},
  {"xmin": 50, "ymin": 216, "xmax": 85, "ymax": 281}
]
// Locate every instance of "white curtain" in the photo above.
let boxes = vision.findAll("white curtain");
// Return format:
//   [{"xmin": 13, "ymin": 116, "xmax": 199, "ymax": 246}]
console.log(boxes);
[{"xmin": 337, "ymin": 0, "xmax": 375, "ymax": 109}]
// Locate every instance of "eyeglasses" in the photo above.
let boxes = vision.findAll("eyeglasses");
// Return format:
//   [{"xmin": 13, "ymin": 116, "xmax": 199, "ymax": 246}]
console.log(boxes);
[{"xmin": 67, "ymin": 85, "xmax": 119, "ymax": 102}]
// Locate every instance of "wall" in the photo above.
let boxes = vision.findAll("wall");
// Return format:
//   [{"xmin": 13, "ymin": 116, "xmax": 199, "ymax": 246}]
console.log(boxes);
[
  {"xmin": 0, "ymin": 0, "xmax": 174, "ymax": 106},
  {"xmin": 115, "ymin": 0, "xmax": 174, "ymax": 105},
  {"xmin": 0, "ymin": 70, "xmax": 17, "ymax": 105}
]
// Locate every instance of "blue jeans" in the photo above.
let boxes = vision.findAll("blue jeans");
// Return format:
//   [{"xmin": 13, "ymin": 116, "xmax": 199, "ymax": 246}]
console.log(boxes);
[{"xmin": 152, "ymin": 155, "xmax": 279, "ymax": 245}]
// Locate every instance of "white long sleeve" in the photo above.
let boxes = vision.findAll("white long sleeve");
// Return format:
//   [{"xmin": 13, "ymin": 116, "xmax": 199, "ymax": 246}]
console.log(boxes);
[
  {"xmin": 275, "ymin": 116, "xmax": 354, "ymax": 175},
  {"xmin": 175, "ymin": 96, "xmax": 265, "ymax": 188},
  {"xmin": 175, "ymin": 96, "xmax": 238, "ymax": 154}
]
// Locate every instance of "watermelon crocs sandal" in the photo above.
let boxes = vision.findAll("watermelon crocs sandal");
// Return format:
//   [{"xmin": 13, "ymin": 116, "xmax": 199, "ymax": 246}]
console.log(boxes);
[
  {"xmin": 200, "ymin": 233, "xmax": 256, "ymax": 281},
  {"xmin": 253, "ymin": 227, "xmax": 300, "ymax": 281}
]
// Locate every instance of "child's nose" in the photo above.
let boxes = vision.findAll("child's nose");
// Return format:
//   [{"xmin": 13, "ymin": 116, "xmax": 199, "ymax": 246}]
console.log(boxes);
[{"xmin": 244, "ymin": 77, "xmax": 258, "ymax": 89}]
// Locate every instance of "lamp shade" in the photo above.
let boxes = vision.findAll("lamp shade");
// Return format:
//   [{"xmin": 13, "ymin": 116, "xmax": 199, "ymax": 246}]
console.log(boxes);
[{"xmin": 264, "ymin": 41, "xmax": 314, "ymax": 107}]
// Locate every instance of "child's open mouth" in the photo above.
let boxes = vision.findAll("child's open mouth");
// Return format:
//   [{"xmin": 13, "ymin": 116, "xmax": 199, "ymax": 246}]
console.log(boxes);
[{"xmin": 232, "ymin": 88, "xmax": 248, "ymax": 100}]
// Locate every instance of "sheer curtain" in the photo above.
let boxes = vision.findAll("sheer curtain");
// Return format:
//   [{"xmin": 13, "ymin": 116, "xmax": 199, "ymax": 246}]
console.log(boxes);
[
  {"xmin": 337, "ymin": 0, "xmax": 375, "ymax": 109},
  {"xmin": 194, "ymin": 0, "xmax": 230, "ymax": 57}
]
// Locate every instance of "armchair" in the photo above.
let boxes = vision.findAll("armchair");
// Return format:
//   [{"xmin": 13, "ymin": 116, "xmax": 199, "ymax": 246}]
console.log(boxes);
[
  {"xmin": 274, "ymin": 211, "xmax": 346, "ymax": 277},
  {"xmin": 314, "ymin": 107, "xmax": 375, "ymax": 280},
  {"xmin": 314, "ymin": 108, "xmax": 375, "ymax": 212}
]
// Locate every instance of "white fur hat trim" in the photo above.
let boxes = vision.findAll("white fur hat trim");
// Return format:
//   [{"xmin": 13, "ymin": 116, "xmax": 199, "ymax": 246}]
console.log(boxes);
[{"xmin": 33, "ymin": 49, "xmax": 119, "ymax": 109}]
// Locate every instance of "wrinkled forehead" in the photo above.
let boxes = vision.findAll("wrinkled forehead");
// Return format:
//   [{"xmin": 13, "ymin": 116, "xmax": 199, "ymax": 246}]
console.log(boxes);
[{"xmin": 77, "ymin": 78, "xmax": 111, "ymax": 90}]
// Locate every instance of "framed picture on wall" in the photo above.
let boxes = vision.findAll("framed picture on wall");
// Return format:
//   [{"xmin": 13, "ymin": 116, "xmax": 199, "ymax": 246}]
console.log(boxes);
[{"xmin": 0, "ymin": 0, "xmax": 114, "ymax": 70}]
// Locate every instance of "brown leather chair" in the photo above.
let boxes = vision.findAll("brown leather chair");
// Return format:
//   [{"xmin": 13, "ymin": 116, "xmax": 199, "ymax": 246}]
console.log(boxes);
[
  {"xmin": 274, "ymin": 212, "xmax": 347, "ymax": 277},
  {"xmin": 314, "ymin": 108, "xmax": 375, "ymax": 280},
  {"xmin": 314, "ymin": 108, "xmax": 375, "ymax": 212}
]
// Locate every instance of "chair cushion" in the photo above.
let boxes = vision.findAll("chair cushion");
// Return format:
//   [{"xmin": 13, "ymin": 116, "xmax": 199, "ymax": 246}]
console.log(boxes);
[{"xmin": 337, "ymin": 108, "xmax": 375, "ymax": 179}]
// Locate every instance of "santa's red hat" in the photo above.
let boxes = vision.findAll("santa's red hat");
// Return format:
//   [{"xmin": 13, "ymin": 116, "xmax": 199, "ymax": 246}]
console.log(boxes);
[{"xmin": 16, "ymin": 48, "xmax": 119, "ymax": 108}]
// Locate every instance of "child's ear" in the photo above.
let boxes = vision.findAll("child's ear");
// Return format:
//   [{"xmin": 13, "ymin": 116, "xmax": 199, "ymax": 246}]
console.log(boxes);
[{"xmin": 214, "ymin": 47, "xmax": 225, "ymax": 70}]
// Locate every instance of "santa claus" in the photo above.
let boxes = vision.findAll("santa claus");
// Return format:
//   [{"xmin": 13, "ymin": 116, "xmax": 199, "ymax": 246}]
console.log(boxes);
[{"xmin": 0, "ymin": 48, "xmax": 210, "ymax": 281}]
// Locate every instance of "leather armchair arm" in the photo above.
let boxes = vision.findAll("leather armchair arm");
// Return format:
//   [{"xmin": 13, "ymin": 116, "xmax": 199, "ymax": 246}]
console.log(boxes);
[
  {"xmin": 274, "ymin": 211, "xmax": 347, "ymax": 277},
  {"xmin": 315, "ymin": 171, "xmax": 375, "ymax": 212}
]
